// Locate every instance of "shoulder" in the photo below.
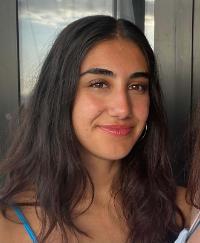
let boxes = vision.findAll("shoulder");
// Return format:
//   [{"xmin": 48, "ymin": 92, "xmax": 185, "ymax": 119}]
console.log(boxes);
[
  {"xmin": 186, "ymin": 207, "xmax": 200, "ymax": 242},
  {"xmin": 0, "ymin": 209, "xmax": 26, "ymax": 242},
  {"xmin": 0, "ymin": 207, "xmax": 39, "ymax": 243},
  {"xmin": 176, "ymin": 186, "xmax": 192, "ymax": 227}
]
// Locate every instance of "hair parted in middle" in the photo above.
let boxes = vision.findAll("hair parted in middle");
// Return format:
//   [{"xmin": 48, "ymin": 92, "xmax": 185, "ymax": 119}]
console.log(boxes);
[{"xmin": 0, "ymin": 15, "xmax": 183, "ymax": 242}]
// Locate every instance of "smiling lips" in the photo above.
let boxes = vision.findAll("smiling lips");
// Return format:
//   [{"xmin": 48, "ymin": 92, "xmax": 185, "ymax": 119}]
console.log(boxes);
[{"xmin": 99, "ymin": 125, "xmax": 132, "ymax": 136}]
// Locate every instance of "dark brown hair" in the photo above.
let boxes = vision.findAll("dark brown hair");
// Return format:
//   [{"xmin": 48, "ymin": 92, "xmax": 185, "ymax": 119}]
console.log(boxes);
[
  {"xmin": 0, "ymin": 15, "xmax": 182, "ymax": 242},
  {"xmin": 187, "ymin": 103, "xmax": 200, "ymax": 208}
]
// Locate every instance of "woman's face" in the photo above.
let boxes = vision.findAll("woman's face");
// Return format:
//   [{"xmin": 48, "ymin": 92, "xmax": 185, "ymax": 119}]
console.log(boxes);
[{"xmin": 72, "ymin": 38, "xmax": 150, "ymax": 162}]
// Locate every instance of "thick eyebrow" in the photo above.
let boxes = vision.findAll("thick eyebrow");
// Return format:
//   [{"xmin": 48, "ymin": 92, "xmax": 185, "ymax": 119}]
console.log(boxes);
[
  {"xmin": 80, "ymin": 68, "xmax": 114, "ymax": 77},
  {"xmin": 80, "ymin": 68, "xmax": 150, "ymax": 79},
  {"xmin": 129, "ymin": 72, "xmax": 150, "ymax": 79}
]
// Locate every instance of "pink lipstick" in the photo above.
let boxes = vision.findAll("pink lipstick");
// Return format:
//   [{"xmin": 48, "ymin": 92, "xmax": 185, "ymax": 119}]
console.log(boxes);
[{"xmin": 99, "ymin": 125, "xmax": 132, "ymax": 136}]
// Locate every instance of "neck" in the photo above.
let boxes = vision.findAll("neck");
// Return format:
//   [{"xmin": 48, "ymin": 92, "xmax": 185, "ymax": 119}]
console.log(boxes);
[{"xmin": 81, "ymin": 154, "xmax": 121, "ymax": 203}]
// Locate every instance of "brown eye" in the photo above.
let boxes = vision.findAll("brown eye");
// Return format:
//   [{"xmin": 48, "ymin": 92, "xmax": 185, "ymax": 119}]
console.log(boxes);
[
  {"xmin": 128, "ymin": 83, "xmax": 148, "ymax": 93},
  {"xmin": 89, "ymin": 80, "xmax": 108, "ymax": 89}
]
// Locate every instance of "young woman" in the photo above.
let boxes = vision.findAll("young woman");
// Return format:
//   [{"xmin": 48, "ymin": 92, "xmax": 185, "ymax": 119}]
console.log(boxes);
[
  {"xmin": 175, "ymin": 105, "xmax": 200, "ymax": 243},
  {"xmin": 0, "ymin": 15, "xmax": 183, "ymax": 243}
]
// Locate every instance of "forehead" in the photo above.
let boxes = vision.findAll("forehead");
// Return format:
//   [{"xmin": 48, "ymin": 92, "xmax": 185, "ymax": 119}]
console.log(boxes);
[{"xmin": 80, "ymin": 38, "xmax": 148, "ymax": 74}]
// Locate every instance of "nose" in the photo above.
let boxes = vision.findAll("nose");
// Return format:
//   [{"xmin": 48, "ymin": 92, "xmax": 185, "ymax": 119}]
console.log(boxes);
[{"xmin": 107, "ymin": 89, "xmax": 132, "ymax": 119}]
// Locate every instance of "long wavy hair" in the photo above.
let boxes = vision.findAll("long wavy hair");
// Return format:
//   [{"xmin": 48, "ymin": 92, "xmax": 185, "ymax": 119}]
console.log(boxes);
[
  {"xmin": 187, "ymin": 104, "xmax": 200, "ymax": 208},
  {"xmin": 0, "ymin": 15, "xmax": 182, "ymax": 242}
]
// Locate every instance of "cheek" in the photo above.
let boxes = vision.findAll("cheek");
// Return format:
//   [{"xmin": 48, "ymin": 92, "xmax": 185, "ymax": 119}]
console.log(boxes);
[
  {"xmin": 131, "ymin": 96, "xmax": 150, "ymax": 121},
  {"xmin": 72, "ymin": 93, "xmax": 104, "ymax": 127}
]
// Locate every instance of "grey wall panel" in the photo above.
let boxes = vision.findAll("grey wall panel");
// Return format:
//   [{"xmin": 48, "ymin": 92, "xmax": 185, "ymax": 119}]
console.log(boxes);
[
  {"xmin": 155, "ymin": 0, "xmax": 193, "ymax": 136},
  {"xmin": 116, "ymin": 0, "xmax": 145, "ymax": 32},
  {"xmin": 155, "ymin": 0, "xmax": 177, "ymax": 128},
  {"xmin": 117, "ymin": 0, "xmax": 135, "ymax": 23},
  {"xmin": 154, "ymin": 0, "xmax": 193, "ymax": 184},
  {"xmin": 132, "ymin": 0, "xmax": 145, "ymax": 32},
  {"xmin": 193, "ymin": 0, "xmax": 200, "ymax": 106},
  {"xmin": 0, "ymin": 0, "xmax": 19, "ymax": 156}
]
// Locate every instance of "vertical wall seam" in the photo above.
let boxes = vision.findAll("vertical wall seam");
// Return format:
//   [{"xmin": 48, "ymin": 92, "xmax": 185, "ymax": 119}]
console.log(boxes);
[
  {"xmin": 112, "ymin": 0, "xmax": 117, "ymax": 18},
  {"xmin": 16, "ymin": 0, "xmax": 21, "ymax": 107},
  {"xmin": 190, "ymin": 0, "xmax": 195, "ymax": 113}
]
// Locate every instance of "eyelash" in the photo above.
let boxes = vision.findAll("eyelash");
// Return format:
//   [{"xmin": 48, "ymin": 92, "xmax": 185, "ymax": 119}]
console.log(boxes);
[
  {"xmin": 128, "ymin": 84, "xmax": 149, "ymax": 92},
  {"xmin": 89, "ymin": 80, "xmax": 108, "ymax": 89},
  {"xmin": 89, "ymin": 80, "xmax": 148, "ymax": 92}
]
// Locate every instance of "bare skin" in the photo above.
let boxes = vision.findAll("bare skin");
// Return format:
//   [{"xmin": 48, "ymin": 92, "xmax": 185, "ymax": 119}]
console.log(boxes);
[
  {"xmin": 0, "ymin": 198, "xmax": 127, "ymax": 243},
  {"xmin": 0, "ymin": 163, "xmax": 127, "ymax": 243},
  {"xmin": 176, "ymin": 187, "xmax": 200, "ymax": 242},
  {"xmin": 176, "ymin": 186, "xmax": 192, "ymax": 227},
  {"xmin": 0, "ymin": 206, "xmax": 39, "ymax": 243},
  {"xmin": 187, "ymin": 207, "xmax": 200, "ymax": 243},
  {"xmin": 1, "ymin": 186, "xmax": 193, "ymax": 243}
]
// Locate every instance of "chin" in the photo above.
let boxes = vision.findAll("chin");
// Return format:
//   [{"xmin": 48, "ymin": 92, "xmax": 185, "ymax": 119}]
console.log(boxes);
[{"xmin": 96, "ymin": 147, "xmax": 133, "ymax": 161}]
